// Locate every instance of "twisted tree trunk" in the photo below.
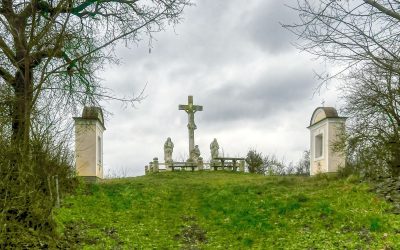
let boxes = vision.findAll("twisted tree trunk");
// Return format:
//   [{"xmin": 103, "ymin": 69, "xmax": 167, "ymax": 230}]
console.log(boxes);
[{"xmin": 11, "ymin": 57, "xmax": 33, "ymax": 157}]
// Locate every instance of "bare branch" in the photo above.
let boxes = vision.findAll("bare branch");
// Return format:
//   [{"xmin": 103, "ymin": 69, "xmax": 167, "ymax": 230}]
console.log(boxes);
[
  {"xmin": 0, "ymin": 66, "xmax": 13, "ymax": 83},
  {"xmin": 0, "ymin": 36, "xmax": 16, "ymax": 65},
  {"xmin": 364, "ymin": 0, "xmax": 400, "ymax": 21}
]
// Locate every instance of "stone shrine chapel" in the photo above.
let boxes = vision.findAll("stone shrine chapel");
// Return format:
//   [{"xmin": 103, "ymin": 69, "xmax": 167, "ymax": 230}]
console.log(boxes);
[
  {"xmin": 308, "ymin": 107, "xmax": 346, "ymax": 175},
  {"xmin": 74, "ymin": 107, "xmax": 105, "ymax": 181}
]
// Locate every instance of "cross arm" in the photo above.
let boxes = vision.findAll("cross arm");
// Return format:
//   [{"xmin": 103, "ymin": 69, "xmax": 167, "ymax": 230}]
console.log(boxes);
[
  {"xmin": 178, "ymin": 104, "xmax": 188, "ymax": 110},
  {"xmin": 194, "ymin": 105, "xmax": 203, "ymax": 112}
]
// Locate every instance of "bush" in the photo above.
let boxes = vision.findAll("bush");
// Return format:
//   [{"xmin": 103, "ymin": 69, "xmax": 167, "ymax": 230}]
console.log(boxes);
[
  {"xmin": 0, "ymin": 136, "xmax": 76, "ymax": 248},
  {"xmin": 245, "ymin": 149, "xmax": 264, "ymax": 174}
]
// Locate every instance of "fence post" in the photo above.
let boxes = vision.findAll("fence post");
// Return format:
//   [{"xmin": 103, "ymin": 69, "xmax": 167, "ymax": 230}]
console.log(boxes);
[
  {"xmin": 54, "ymin": 175, "xmax": 60, "ymax": 208},
  {"xmin": 47, "ymin": 175, "xmax": 53, "ymax": 201}
]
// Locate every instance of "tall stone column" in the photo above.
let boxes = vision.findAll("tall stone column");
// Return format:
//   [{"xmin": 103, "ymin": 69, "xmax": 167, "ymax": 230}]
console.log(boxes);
[{"xmin": 188, "ymin": 122, "xmax": 195, "ymax": 157}]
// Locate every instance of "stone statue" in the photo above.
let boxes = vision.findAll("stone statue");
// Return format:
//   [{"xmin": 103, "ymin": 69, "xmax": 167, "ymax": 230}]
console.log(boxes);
[
  {"xmin": 164, "ymin": 137, "xmax": 174, "ymax": 163},
  {"xmin": 190, "ymin": 145, "xmax": 201, "ymax": 163},
  {"xmin": 210, "ymin": 138, "xmax": 219, "ymax": 160}
]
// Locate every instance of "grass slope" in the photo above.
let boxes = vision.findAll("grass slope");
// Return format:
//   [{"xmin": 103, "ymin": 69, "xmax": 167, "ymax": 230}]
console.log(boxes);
[{"xmin": 55, "ymin": 172, "xmax": 400, "ymax": 249}]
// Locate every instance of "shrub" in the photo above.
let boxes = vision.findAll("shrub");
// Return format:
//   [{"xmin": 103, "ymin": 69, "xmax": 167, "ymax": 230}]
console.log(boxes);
[
  {"xmin": 0, "ymin": 136, "xmax": 76, "ymax": 248},
  {"xmin": 245, "ymin": 149, "xmax": 264, "ymax": 174}
]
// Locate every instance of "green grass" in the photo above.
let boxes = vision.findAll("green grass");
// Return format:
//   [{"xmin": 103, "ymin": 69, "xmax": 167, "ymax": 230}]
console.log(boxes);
[{"xmin": 55, "ymin": 171, "xmax": 400, "ymax": 249}]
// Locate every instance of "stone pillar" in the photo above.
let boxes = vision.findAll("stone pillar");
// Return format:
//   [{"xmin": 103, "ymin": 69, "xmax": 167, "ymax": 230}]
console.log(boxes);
[
  {"xmin": 239, "ymin": 160, "xmax": 245, "ymax": 172},
  {"xmin": 197, "ymin": 157, "xmax": 204, "ymax": 171},
  {"xmin": 145, "ymin": 165, "xmax": 149, "ymax": 175},
  {"xmin": 165, "ymin": 162, "xmax": 172, "ymax": 171},
  {"xmin": 153, "ymin": 157, "xmax": 159, "ymax": 173},
  {"xmin": 188, "ymin": 124, "xmax": 195, "ymax": 159},
  {"xmin": 149, "ymin": 162, "xmax": 153, "ymax": 173}
]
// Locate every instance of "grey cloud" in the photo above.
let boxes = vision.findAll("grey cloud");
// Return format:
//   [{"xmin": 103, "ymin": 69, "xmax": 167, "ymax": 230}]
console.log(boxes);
[
  {"xmin": 116, "ymin": 0, "xmax": 265, "ymax": 70},
  {"xmin": 242, "ymin": 1, "xmax": 298, "ymax": 54},
  {"xmin": 111, "ymin": 0, "xmax": 299, "ymax": 74},
  {"xmin": 201, "ymin": 70, "xmax": 315, "ymax": 123}
]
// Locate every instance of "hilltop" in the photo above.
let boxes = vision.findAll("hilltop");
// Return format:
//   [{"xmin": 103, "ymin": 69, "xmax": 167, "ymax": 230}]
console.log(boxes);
[{"xmin": 55, "ymin": 172, "xmax": 400, "ymax": 249}]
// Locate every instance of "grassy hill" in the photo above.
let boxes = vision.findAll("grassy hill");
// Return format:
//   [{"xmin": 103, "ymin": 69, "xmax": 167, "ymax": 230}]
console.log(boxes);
[{"xmin": 55, "ymin": 172, "xmax": 400, "ymax": 249}]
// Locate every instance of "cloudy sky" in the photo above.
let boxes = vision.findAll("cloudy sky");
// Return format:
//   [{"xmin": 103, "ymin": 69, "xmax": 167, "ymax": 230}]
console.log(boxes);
[{"xmin": 97, "ymin": 0, "xmax": 341, "ymax": 177}]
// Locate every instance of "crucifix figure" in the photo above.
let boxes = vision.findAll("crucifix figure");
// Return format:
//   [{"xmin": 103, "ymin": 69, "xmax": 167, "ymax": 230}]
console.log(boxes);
[{"xmin": 179, "ymin": 95, "xmax": 203, "ymax": 160}]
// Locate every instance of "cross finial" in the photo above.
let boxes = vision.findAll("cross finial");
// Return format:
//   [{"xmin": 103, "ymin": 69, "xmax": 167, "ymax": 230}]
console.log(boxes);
[
  {"xmin": 321, "ymin": 100, "xmax": 325, "ymax": 107},
  {"xmin": 179, "ymin": 95, "xmax": 203, "ymax": 114}
]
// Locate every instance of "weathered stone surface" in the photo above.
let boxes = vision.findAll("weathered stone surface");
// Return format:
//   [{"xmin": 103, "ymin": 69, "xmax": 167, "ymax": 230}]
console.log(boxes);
[
  {"xmin": 164, "ymin": 137, "xmax": 174, "ymax": 164},
  {"xmin": 210, "ymin": 138, "xmax": 219, "ymax": 161},
  {"xmin": 153, "ymin": 157, "xmax": 159, "ymax": 173},
  {"xmin": 373, "ymin": 176, "xmax": 400, "ymax": 214},
  {"xmin": 239, "ymin": 160, "xmax": 245, "ymax": 172},
  {"xmin": 190, "ymin": 145, "xmax": 201, "ymax": 163},
  {"xmin": 197, "ymin": 157, "xmax": 204, "ymax": 171}
]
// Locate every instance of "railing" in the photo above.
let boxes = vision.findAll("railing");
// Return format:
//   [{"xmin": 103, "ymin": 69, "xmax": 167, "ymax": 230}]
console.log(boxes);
[{"xmin": 145, "ymin": 157, "xmax": 245, "ymax": 174}]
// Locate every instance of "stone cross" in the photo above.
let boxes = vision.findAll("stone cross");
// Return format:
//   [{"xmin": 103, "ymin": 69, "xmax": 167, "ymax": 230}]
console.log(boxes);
[{"xmin": 179, "ymin": 95, "xmax": 203, "ymax": 159}]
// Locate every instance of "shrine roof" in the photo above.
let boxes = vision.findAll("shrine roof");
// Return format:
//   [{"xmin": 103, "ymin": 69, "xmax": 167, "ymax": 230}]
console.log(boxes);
[
  {"xmin": 309, "ymin": 107, "xmax": 346, "ymax": 128},
  {"xmin": 74, "ymin": 106, "xmax": 105, "ymax": 129}
]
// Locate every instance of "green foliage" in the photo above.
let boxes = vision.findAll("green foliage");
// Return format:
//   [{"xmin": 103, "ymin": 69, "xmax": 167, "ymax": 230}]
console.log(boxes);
[
  {"xmin": 295, "ymin": 150, "xmax": 310, "ymax": 175},
  {"xmin": 54, "ymin": 172, "xmax": 400, "ymax": 249},
  {"xmin": 0, "ymin": 136, "xmax": 76, "ymax": 248},
  {"xmin": 346, "ymin": 174, "xmax": 361, "ymax": 184},
  {"xmin": 245, "ymin": 149, "xmax": 310, "ymax": 176},
  {"xmin": 317, "ymin": 201, "xmax": 334, "ymax": 216},
  {"xmin": 369, "ymin": 217, "xmax": 382, "ymax": 232},
  {"xmin": 245, "ymin": 149, "xmax": 264, "ymax": 173}
]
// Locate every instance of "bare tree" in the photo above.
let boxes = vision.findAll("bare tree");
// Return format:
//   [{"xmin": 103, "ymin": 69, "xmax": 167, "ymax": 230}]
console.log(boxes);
[
  {"xmin": 0, "ymin": 1, "xmax": 192, "ymax": 246},
  {"xmin": 264, "ymin": 154, "xmax": 286, "ymax": 176},
  {"xmin": 0, "ymin": 0, "xmax": 191, "ymax": 151},
  {"xmin": 284, "ymin": 1, "xmax": 400, "ymax": 177},
  {"xmin": 284, "ymin": 1, "xmax": 400, "ymax": 83},
  {"xmin": 339, "ymin": 63, "xmax": 400, "ymax": 177},
  {"xmin": 295, "ymin": 150, "xmax": 310, "ymax": 176}
]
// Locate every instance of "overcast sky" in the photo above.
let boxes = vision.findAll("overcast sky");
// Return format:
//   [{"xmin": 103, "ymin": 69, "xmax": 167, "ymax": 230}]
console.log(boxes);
[{"xmin": 97, "ymin": 0, "xmax": 341, "ymax": 177}]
